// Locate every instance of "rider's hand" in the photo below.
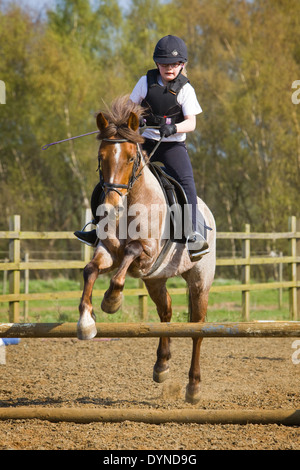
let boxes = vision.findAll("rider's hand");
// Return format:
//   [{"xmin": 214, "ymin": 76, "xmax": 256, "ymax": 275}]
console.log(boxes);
[
  {"xmin": 139, "ymin": 117, "xmax": 146, "ymax": 128},
  {"xmin": 159, "ymin": 124, "xmax": 177, "ymax": 137}
]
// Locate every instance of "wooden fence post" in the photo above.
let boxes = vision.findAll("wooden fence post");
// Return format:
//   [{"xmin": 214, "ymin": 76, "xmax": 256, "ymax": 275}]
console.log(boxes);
[
  {"xmin": 82, "ymin": 208, "xmax": 93, "ymax": 263},
  {"xmin": 278, "ymin": 251, "xmax": 283, "ymax": 309},
  {"xmin": 138, "ymin": 279, "xmax": 148, "ymax": 320},
  {"xmin": 9, "ymin": 215, "xmax": 21, "ymax": 322},
  {"xmin": 23, "ymin": 251, "xmax": 29, "ymax": 322},
  {"xmin": 288, "ymin": 216, "xmax": 298, "ymax": 320},
  {"xmin": 2, "ymin": 258, "xmax": 8, "ymax": 295},
  {"xmin": 79, "ymin": 209, "xmax": 93, "ymax": 289},
  {"xmin": 242, "ymin": 224, "xmax": 250, "ymax": 321}
]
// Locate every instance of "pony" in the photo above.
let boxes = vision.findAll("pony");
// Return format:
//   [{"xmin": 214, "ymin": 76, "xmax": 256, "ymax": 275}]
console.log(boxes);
[{"xmin": 77, "ymin": 96, "xmax": 216, "ymax": 403}]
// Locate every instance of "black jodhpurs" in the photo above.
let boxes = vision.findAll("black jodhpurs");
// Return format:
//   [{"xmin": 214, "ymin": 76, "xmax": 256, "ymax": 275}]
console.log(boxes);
[{"xmin": 143, "ymin": 139, "xmax": 197, "ymax": 231}]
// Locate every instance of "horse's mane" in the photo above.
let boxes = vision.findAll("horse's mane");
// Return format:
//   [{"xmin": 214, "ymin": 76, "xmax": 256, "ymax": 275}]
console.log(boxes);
[{"xmin": 96, "ymin": 95, "xmax": 145, "ymax": 144}]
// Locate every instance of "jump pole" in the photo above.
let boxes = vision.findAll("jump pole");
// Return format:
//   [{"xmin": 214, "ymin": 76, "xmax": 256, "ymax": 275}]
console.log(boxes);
[
  {"xmin": 1, "ymin": 321, "xmax": 300, "ymax": 338},
  {"xmin": 0, "ymin": 407, "xmax": 299, "ymax": 425}
]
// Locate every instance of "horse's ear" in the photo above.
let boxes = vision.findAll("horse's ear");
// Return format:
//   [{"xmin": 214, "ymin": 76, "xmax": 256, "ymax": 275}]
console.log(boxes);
[
  {"xmin": 127, "ymin": 112, "xmax": 139, "ymax": 132},
  {"xmin": 97, "ymin": 112, "xmax": 109, "ymax": 131}
]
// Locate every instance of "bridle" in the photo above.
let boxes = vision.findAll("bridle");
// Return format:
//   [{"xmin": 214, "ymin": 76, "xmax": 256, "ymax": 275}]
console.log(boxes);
[
  {"xmin": 97, "ymin": 135, "xmax": 163, "ymax": 197},
  {"xmin": 97, "ymin": 138, "xmax": 144, "ymax": 197}
]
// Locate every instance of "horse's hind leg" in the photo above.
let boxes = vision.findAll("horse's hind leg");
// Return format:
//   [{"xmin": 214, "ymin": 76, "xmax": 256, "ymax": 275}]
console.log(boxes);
[
  {"xmin": 183, "ymin": 279, "xmax": 209, "ymax": 404},
  {"xmin": 144, "ymin": 278, "xmax": 172, "ymax": 383}
]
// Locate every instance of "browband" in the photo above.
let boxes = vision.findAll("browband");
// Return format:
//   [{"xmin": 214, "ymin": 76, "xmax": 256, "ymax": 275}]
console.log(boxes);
[{"xmin": 102, "ymin": 138, "xmax": 130, "ymax": 143}]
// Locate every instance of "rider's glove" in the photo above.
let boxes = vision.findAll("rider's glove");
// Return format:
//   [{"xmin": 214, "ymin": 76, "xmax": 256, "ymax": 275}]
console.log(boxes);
[
  {"xmin": 159, "ymin": 124, "xmax": 177, "ymax": 137},
  {"xmin": 139, "ymin": 117, "xmax": 146, "ymax": 128}
]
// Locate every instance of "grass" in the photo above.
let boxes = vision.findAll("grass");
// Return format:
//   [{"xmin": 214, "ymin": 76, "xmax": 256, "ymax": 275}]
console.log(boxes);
[{"xmin": 0, "ymin": 276, "xmax": 291, "ymax": 323}]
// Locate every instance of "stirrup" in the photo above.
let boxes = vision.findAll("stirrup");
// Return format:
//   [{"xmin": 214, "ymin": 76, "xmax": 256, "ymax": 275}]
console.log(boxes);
[
  {"xmin": 186, "ymin": 232, "xmax": 210, "ymax": 262},
  {"xmin": 188, "ymin": 247, "xmax": 210, "ymax": 262},
  {"xmin": 81, "ymin": 220, "xmax": 96, "ymax": 231}
]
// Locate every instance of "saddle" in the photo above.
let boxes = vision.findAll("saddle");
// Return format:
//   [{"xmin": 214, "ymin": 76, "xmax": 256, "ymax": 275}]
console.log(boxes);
[
  {"xmin": 149, "ymin": 162, "xmax": 210, "ymax": 243},
  {"xmin": 89, "ymin": 163, "xmax": 210, "ymax": 276}
]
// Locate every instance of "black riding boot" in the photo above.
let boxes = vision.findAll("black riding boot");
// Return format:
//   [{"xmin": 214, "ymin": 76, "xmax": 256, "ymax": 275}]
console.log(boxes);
[
  {"xmin": 74, "ymin": 182, "xmax": 104, "ymax": 246},
  {"xmin": 74, "ymin": 221, "xmax": 98, "ymax": 247}
]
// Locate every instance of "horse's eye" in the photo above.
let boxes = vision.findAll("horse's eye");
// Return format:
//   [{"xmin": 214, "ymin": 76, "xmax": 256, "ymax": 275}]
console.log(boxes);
[{"xmin": 128, "ymin": 155, "xmax": 135, "ymax": 163}]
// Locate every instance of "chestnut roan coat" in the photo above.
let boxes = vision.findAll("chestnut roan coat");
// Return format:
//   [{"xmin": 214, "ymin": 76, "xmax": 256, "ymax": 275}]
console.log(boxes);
[{"xmin": 77, "ymin": 96, "xmax": 216, "ymax": 403}]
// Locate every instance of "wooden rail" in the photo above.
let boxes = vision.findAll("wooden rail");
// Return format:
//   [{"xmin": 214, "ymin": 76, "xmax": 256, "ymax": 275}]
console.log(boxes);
[
  {"xmin": 0, "ymin": 214, "xmax": 299, "ymax": 322},
  {"xmin": 0, "ymin": 406, "xmax": 299, "ymax": 425},
  {"xmin": 1, "ymin": 321, "xmax": 300, "ymax": 338}
]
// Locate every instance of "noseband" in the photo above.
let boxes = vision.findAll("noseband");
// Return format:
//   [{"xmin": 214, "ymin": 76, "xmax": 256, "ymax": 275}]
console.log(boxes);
[{"xmin": 98, "ymin": 138, "xmax": 143, "ymax": 197}]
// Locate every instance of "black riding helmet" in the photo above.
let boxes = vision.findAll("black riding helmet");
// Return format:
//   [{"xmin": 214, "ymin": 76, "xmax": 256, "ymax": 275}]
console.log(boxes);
[{"xmin": 153, "ymin": 35, "xmax": 188, "ymax": 64}]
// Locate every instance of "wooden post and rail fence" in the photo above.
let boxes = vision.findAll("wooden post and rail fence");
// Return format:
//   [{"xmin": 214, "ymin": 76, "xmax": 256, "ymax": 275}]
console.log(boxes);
[{"xmin": 0, "ymin": 213, "xmax": 299, "ymax": 323}]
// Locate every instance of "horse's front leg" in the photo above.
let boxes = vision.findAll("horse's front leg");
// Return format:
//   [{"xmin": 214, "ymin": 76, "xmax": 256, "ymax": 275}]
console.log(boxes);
[
  {"xmin": 144, "ymin": 278, "xmax": 172, "ymax": 383},
  {"xmin": 101, "ymin": 241, "xmax": 143, "ymax": 314},
  {"xmin": 78, "ymin": 246, "xmax": 114, "ymax": 340}
]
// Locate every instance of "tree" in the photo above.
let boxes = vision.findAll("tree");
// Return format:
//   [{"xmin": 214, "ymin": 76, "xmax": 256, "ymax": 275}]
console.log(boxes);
[
  {"xmin": 1, "ymin": 0, "xmax": 299, "ymax": 241},
  {"xmin": 120, "ymin": 0, "xmax": 181, "ymax": 88},
  {"xmin": 0, "ymin": 1, "xmax": 125, "ymax": 231},
  {"xmin": 0, "ymin": 4, "xmax": 47, "ymax": 228},
  {"xmin": 174, "ymin": 0, "xmax": 300, "ymax": 235}
]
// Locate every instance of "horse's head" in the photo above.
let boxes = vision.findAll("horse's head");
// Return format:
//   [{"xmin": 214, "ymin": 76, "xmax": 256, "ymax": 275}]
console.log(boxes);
[{"xmin": 96, "ymin": 97, "xmax": 145, "ymax": 211}]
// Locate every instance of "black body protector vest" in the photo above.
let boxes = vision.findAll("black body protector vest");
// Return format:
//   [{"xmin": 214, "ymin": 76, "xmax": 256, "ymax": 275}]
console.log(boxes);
[{"xmin": 141, "ymin": 69, "xmax": 189, "ymax": 126}]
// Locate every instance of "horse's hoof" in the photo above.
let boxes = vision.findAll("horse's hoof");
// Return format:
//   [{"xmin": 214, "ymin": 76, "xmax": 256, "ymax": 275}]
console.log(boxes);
[
  {"xmin": 101, "ymin": 293, "xmax": 123, "ymax": 314},
  {"xmin": 153, "ymin": 366, "xmax": 169, "ymax": 383},
  {"xmin": 77, "ymin": 318, "xmax": 97, "ymax": 340},
  {"xmin": 185, "ymin": 384, "xmax": 201, "ymax": 404}
]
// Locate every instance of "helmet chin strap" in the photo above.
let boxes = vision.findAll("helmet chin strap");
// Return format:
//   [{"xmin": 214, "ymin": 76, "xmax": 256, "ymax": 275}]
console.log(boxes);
[{"xmin": 178, "ymin": 66, "xmax": 184, "ymax": 76}]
